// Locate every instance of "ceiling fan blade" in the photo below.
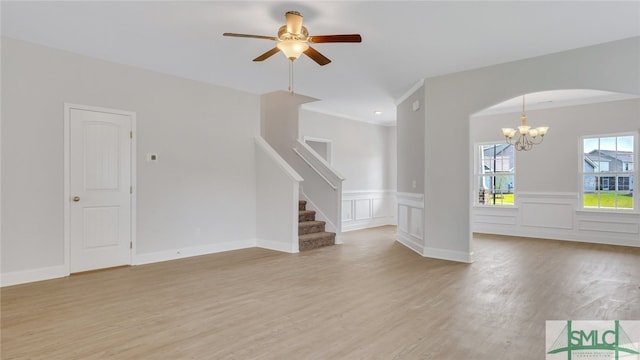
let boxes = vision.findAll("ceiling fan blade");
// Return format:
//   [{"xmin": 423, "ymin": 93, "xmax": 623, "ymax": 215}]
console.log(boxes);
[
  {"xmin": 253, "ymin": 47, "xmax": 281, "ymax": 62},
  {"xmin": 223, "ymin": 33, "xmax": 277, "ymax": 41},
  {"xmin": 304, "ymin": 46, "xmax": 331, "ymax": 66},
  {"xmin": 309, "ymin": 34, "xmax": 362, "ymax": 43},
  {"xmin": 285, "ymin": 11, "xmax": 303, "ymax": 34}
]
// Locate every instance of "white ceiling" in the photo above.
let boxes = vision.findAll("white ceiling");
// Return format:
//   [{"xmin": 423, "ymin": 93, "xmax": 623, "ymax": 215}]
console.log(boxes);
[{"xmin": 2, "ymin": 1, "xmax": 639, "ymax": 124}]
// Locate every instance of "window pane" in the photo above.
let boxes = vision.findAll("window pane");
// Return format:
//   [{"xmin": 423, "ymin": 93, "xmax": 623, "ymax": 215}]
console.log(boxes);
[
  {"xmin": 477, "ymin": 143, "xmax": 515, "ymax": 206},
  {"xmin": 600, "ymin": 137, "xmax": 616, "ymax": 151},
  {"xmin": 583, "ymin": 138, "xmax": 598, "ymax": 153},
  {"xmin": 582, "ymin": 134, "xmax": 635, "ymax": 210},
  {"xmin": 583, "ymin": 175, "xmax": 598, "ymax": 208}
]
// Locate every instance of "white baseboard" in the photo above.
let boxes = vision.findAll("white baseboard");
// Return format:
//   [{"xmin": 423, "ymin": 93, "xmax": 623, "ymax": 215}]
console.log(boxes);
[
  {"xmin": 257, "ymin": 238, "xmax": 298, "ymax": 253},
  {"xmin": 397, "ymin": 232, "xmax": 424, "ymax": 255},
  {"xmin": 423, "ymin": 246, "xmax": 474, "ymax": 263},
  {"xmin": 343, "ymin": 217, "xmax": 395, "ymax": 232},
  {"xmin": 1, "ymin": 265, "xmax": 68, "ymax": 287},
  {"xmin": 133, "ymin": 239, "xmax": 256, "ymax": 265},
  {"xmin": 397, "ymin": 232, "xmax": 474, "ymax": 263}
]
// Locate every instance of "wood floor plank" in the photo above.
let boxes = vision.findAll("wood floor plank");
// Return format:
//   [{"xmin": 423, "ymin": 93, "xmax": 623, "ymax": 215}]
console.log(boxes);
[{"xmin": 2, "ymin": 226, "xmax": 639, "ymax": 359}]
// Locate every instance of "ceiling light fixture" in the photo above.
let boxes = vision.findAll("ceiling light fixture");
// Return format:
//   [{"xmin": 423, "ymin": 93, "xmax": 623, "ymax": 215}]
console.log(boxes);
[
  {"xmin": 224, "ymin": 10, "xmax": 361, "ymax": 95},
  {"xmin": 276, "ymin": 40, "xmax": 309, "ymax": 60},
  {"xmin": 501, "ymin": 95, "xmax": 549, "ymax": 151}
]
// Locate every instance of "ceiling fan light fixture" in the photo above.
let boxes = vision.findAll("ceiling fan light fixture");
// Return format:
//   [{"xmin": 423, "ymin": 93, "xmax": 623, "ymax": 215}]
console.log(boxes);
[
  {"xmin": 285, "ymin": 11, "xmax": 303, "ymax": 35},
  {"xmin": 277, "ymin": 40, "xmax": 309, "ymax": 60}
]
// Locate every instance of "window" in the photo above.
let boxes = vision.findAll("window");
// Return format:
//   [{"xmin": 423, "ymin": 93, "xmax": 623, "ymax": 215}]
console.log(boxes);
[
  {"xmin": 582, "ymin": 134, "xmax": 636, "ymax": 210},
  {"xmin": 477, "ymin": 143, "xmax": 515, "ymax": 206}
]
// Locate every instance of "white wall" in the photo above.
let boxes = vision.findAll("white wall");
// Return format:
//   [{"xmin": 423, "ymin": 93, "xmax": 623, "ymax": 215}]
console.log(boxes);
[
  {"xmin": 260, "ymin": 91, "xmax": 344, "ymax": 240},
  {"xmin": 299, "ymin": 110, "xmax": 396, "ymax": 231},
  {"xmin": 1, "ymin": 37, "xmax": 260, "ymax": 283},
  {"xmin": 471, "ymin": 99, "xmax": 640, "ymax": 247},
  {"xmin": 300, "ymin": 110, "xmax": 396, "ymax": 191},
  {"xmin": 254, "ymin": 137, "xmax": 302, "ymax": 253},
  {"xmin": 396, "ymin": 36, "xmax": 640, "ymax": 262}
]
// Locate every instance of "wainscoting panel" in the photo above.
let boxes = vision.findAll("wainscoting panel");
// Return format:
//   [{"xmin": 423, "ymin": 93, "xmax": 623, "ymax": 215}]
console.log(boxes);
[
  {"xmin": 578, "ymin": 220, "xmax": 639, "ymax": 234},
  {"xmin": 398, "ymin": 205, "xmax": 409, "ymax": 233},
  {"xmin": 342, "ymin": 190, "xmax": 396, "ymax": 232},
  {"xmin": 355, "ymin": 199, "xmax": 372, "ymax": 220},
  {"xmin": 342, "ymin": 201, "xmax": 353, "ymax": 221},
  {"xmin": 396, "ymin": 192, "xmax": 425, "ymax": 254},
  {"xmin": 521, "ymin": 203, "xmax": 573, "ymax": 229},
  {"xmin": 473, "ymin": 192, "xmax": 640, "ymax": 247}
]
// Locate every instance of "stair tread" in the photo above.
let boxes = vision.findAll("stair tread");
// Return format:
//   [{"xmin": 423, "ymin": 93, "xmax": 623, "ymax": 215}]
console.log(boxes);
[{"xmin": 298, "ymin": 220, "xmax": 325, "ymax": 227}]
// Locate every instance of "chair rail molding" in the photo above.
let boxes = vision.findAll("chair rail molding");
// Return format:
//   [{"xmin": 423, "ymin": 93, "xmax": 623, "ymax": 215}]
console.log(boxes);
[{"xmin": 473, "ymin": 191, "xmax": 639, "ymax": 247}]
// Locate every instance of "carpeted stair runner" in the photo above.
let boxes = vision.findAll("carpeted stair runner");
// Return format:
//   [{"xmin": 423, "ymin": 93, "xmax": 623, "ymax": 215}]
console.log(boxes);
[{"xmin": 298, "ymin": 200, "xmax": 335, "ymax": 251}]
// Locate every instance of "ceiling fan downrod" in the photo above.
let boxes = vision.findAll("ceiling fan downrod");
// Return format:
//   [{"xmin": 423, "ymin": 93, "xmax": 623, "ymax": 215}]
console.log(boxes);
[{"xmin": 288, "ymin": 59, "xmax": 294, "ymax": 95}]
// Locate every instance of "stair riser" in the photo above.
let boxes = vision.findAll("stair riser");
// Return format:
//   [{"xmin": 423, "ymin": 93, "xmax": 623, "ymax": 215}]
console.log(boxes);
[
  {"xmin": 299, "ymin": 235, "xmax": 335, "ymax": 251},
  {"xmin": 298, "ymin": 223, "xmax": 326, "ymax": 235},
  {"xmin": 299, "ymin": 200, "xmax": 307, "ymax": 211},
  {"xmin": 299, "ymin": 213, "xmax": 315, "ymax": 222}
]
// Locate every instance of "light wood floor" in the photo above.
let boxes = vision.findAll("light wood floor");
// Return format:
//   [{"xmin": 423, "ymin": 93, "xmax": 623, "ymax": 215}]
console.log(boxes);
[{"xmin": 2, "ymin": 226, "xmax": 639, "ymax": 359}]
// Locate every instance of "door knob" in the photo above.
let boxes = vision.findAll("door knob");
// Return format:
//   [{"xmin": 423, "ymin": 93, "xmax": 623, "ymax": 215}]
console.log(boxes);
[{"xmin": 72, "ymin": 196, "xmax": 80, "ymax": 202}]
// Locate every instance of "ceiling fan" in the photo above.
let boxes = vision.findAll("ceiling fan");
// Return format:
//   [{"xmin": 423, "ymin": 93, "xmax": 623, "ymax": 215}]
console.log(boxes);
[{"xmin": 223, "ymin": 10, "xmax": 362, "ymax": 66}]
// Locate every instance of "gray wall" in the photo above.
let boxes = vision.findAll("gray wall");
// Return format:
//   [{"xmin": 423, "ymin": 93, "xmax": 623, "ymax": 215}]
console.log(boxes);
[
  {"xmin": 396, "ymin": 85, "xmax": 425, "ymax": 194},
  {"xmin": 396, "ymin": 36, "xmax": 640, "ymax": 260},
  {"xmin": 1, "ymin": 37, "xmax": 260, "ymax": 274}
]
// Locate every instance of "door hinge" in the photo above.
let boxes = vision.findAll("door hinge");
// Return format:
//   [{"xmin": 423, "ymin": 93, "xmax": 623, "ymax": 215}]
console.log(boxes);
[
  {"xmin": 130, "ymin": 131, "xmax": 133, "ymax": 139},
  {"xmin": 130, "ymin": 186, "xmax": 133, "ymax": 194},
  {"xmin": 130, "ymin": 241, "xmax": 133, "ymax": 249}
]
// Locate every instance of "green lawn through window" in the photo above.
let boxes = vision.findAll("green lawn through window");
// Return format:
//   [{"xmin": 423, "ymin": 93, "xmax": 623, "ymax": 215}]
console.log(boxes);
[
  {"xmin": 583, "ymin": 192, "xmax": 634, "ymax": 209},
  {"xmin": 485, "ymin": 193, "xmax": 514, "ymax": 205}
]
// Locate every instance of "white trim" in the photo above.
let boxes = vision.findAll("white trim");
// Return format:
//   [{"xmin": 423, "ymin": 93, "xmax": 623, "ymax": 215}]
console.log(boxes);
[
  {"xmin": 472, "ymin": 191, "xmax": 640, "ymax": 247},
  {"xmin": 256, "ymin": 239, "xmax": 297, "ymax": 253},
  {"xmin": 133, "ymin": 239, "xmax": 256, "ymax": 266},
  {"xmin": 300, "ymin": 105, "xmax": 396, "ymax": 127},
  {"xmin": 303, "ymin": 136, "xmax": 333, "ymax": 164},
  {"xmin": 423, "ymin": 247, "xmax": 474, "ymax": 263},
  {"xmin": 294, "ymin": 148, "xmax": 337, "ymax": 190},
  {"xmin": 294, "ymin": 139, "xmax": 345, "ymax": 184},
  {"xmin": 342, "ymin": 190, "xmax": 396, "ymax": 232},
  {"xmin": 64, "ymin": 103, "xmax": 137, "ymax": 275},
  {"xmin": 1, "ymin": 265, "xmax": 68, "ymax": 287},
  {"xmin": 397, "ymin": 232, "xmax": 423, "ymax": 255},
  {"xmin": 396, "ymin": 192, "xmax": 425, "ymax": 208},
  {"xmin": 395, "ymin": 79, "xmax": 425, "ymax": 106},
  {"xmin": 396, "ymin": 192, "xmax": 425, "ymax": 254},
  {"xmin": 255, "ymin": 137, "xmax": 303, "ymax": 182},
  {"xmin": 579, "ymin": 131, "xmax": 638, "ymax": 213}
]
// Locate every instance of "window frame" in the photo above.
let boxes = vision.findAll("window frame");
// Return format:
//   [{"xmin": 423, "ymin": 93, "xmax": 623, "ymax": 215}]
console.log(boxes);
[
  {"xmin": 475, "ymin": 141, "xmax": 516, "ymax": 207},
  {"xmin": 580, "ymin": 132, "xmax": 638, "ymax": 212}
]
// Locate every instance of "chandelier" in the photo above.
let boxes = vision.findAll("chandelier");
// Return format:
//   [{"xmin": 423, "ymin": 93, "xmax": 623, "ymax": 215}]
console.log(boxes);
[{"xmin": 501, "ymin": 95, "xmax": 549, "ymax": 151}]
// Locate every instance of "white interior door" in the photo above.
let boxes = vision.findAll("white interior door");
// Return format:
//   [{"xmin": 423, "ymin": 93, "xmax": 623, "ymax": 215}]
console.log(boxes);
[{"xmin": 68, "ymin": 107, "xmax": 132, "ymax": 273}]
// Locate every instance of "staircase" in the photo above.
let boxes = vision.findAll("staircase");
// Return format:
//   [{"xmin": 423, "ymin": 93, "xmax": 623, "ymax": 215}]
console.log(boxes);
[{"xmin": 298, "ymin": 200, "xmax": 336, "ymax": 251}]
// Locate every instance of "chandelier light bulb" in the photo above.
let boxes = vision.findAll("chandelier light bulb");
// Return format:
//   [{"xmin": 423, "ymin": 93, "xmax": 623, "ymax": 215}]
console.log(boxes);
[{"xmin": 501, "ymin": 95, "xmax": 550, "ymax": 151}]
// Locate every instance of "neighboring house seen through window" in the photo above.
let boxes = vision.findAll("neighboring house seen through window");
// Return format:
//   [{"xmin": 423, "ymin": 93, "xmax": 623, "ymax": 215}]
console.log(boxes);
[
  {"xmin": 477, "ymin": 143, "xmax": 515, "ymax": 206},
  {"xmin": 582, "ymin": 134, "xmax": 635, "ymax": 210}
]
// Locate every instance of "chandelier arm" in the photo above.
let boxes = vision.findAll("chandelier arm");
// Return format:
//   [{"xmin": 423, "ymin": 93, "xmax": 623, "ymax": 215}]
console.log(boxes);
[{"xmin": 501, "ymin": 95, "xmax": 548, "ymax": 151}]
